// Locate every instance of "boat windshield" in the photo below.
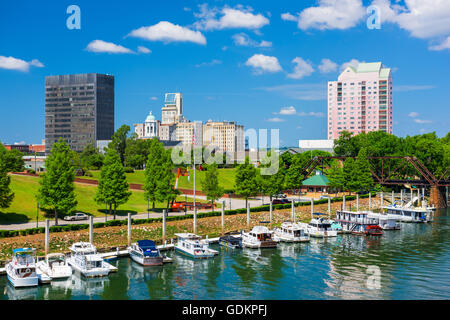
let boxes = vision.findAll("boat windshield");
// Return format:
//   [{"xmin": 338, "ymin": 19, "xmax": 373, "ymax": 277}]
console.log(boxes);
[{"xmin": 257, "ymin": 233, "xmax": 272, "ymax": 241}]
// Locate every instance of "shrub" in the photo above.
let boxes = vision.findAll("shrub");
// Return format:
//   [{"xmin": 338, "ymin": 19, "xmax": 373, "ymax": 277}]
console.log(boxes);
[{"xmin": 124, "ymin": 167, "xmax": 134, "ymax": 173}]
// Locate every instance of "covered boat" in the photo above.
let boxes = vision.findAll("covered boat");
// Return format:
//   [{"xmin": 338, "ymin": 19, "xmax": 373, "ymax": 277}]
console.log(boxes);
[{"xmin": 128, "ymin": 240, "xmax": 164, "ymax": 266}]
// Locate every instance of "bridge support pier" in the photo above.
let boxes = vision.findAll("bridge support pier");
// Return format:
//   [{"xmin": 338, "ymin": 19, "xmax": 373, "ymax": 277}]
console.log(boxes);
[{"xmin": 430, "ymin": 185, "xmax": 447, "ymax": 208}]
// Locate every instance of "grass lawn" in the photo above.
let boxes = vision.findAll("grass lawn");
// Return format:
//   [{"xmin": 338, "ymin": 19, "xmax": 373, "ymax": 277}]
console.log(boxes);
[
  {"xmin": 0, "ymin": 175, "xmax": 211, "ymax": 224},
  {"xmin": 84, "ymin": 167, "xmax": 237, "ymax": 191}
]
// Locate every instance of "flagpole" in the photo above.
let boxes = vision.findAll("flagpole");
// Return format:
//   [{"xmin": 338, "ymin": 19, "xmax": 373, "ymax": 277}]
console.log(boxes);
[{"xmin": 193, "ymin": 126, "xmax": 196, "ymax": 214}]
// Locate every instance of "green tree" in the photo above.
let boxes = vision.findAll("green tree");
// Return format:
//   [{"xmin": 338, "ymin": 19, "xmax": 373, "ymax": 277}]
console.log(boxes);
[
  {"xmin": 354, "ymin": 147, "xmax": 373, "ymax": 192},
  {"xmin": 258, "ymin": 153, "xmax": 285, "ymax": 203},
  {"xmin": 143, "ymin": 139, "xmax": 165, "ymax": 209},
  {"xmin": 95, "ymin": 149, "xmax": 131, "ymax": 219},
  {"xmin": 108, "ymin": 125, "xmax": 131, "ymax": 165},
  {"xmin": 0, "ymin": 158, "xmax": 14, "ymax": 209},
  {"xmin": 284, "ymin": 156, "xmax": 304, "ymax": 192},
  {"xmin": 125, "ymin": 138, "xmax": 151, "ymax": 169},
  {"xmin": 342, "ymin": 157, "xmax": 357, "ymax": 193},
  {"xmin": 37, "ymin": 139, "xmax": 77, "ymax": 225},
  {"xmin": 201, "ymin": 163, "xmax": 224, "ymax": 211},
  {"xmin": 234, "ymin": 157, "xmax": 258, "ymax": 208},
  {"xmin": 0, "ymin": 144, "xmax": 24, "ymax": 172},
  {"xmin": 80, "ymin": 142, "xmax": 104, "ymax": 170},
  {"xmin": 156, "ymin": 148, "xmax": 177, "ymax": 210},
  {"xmin": 327, "ymin": 160, "xmax": 345, "ymax": 196}
]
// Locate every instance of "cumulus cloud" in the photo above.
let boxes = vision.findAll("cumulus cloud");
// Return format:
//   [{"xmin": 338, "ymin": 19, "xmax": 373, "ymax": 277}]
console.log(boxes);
[
  {"xmin": 195, "ymin": 59, "xmax": 222, "ymax": 67},
  {"xmin": 0, "ymin": 55, "xmax": 44, "ymax": 72},
  {"xmin": 283, "ymin": 0, "xmax": 365, "ymax": 30},
  {"xmin": 408, "ymin": 112, "xmax": 419, "ymax": 118},
  {"xmin": 137, "ymin": 46, "xmax": 151, "ymax": 54},
  {"xmin": 287, "ymin": 57, "xmax": 314, "ymax": 79},
  {"xmin": 128, "ymin": 21, "xmax": 206, "ymax": 45},
  {"xmin": 318, "ymin": 58, "xmax": 338, "ymax": 73},
  {"xmin": 277, "ymin": 106, "xmax": 297, "ymax": 115},
  {"xmin": 266, "ymin": 117, "xmax": 286, "ymax": 122},
  {"xmin": 86, "ymin": 40, "xmax": 134, "ymax": 53},
  {"xmin": 340, "ymin": 58, "xmax": 363, "ymax": 71},
  {"xmin": 429, "ymin": 36, "xmax": 450, "ymax": 51},
  {"xmin": 245, "ymin": 54, "xmax": 282, "ymax": 74},
  {"xmin": 232, "ymin": 33, "xmax": 272, "ymax": 47},
  {"xmin": 194, "ymin": 4, "xmax": 269, "ymax": 30}
]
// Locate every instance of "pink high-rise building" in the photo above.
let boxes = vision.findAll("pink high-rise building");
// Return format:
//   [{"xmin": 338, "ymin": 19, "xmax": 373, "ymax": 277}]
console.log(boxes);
[{"xmin": 327, "ymin": 62, "xmax": 393, "ymax": 140}]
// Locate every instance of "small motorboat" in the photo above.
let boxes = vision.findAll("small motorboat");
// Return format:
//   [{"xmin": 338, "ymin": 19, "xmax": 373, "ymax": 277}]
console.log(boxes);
[
  {"xmin": 128, "ymin": 240, "xmax": 164, "ymax": 266},
  {"xmin": 219, "ymin": 235, "xmax": 242, "ymax": 249},
  {"xmin": 242, "ymin": 226, "xmax": 277, "ymax": 248},
  {"xmin": 67, "ymin": 242, "xmax": 113, "ymax": 278},
  {"xmin": 307, "ymin": 214, "xmax": 338, "ymax": 238},
  {"xmin": 174, "ymin": 233, "xmax": 218, "ymax": 259},
  {"xmin": 6, "ymin": 248, "xmax": 39, "ymax": 288},
  {"xmin": 365, "ymin": 225, "xmax": 383, "ymax": 236},
  {"xmin": 273, "ymin": 222, "xmax": 310, "ymax": 242},
  {"xmin": 36, "ymin": 253, "xmax": 72, "ymax": 281}
]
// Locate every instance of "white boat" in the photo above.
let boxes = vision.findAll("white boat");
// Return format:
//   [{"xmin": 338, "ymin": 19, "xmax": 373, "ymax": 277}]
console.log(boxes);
[
  {"xmin": 36, "ymin": 253, "xmax": 73, "ymax": 280},
  {"xmin": 242, "ymin": 226, "xmax": 278, "ymax": 248},
  {"xmin": 174, "ymin": 233, "xmax": 218, "ymax": 259},
  {"xmin": 335, "ymin": 210, "xmax": 383, "ymax": 235},
  {"xmin": 367, "ymin": 212, "xmax": 401, "ymax": 230},
  {"xmin": 306, "ymin": 214, "xmax": 338, "ymax": 238},
  {"xmin": 383, "ymin": 198, "xmax": 433, "ymax": 223},
  {"xmin": 273, "ymin": 222, "xmax": 310, "ymax": 242},
  {"xmin": 128, "ymin": 240, "xmax": 164, "ymax": 266},
  {"xmin": 67, "ymin": 242, "xmax": 112, "ymax": 277},
  {"xmin": 6, "ymin": 248, "xmax": 39, "ymax": 288}
]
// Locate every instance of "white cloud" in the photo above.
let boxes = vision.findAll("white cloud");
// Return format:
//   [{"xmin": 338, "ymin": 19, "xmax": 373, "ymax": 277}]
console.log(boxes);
[
  {"xmin": 286, "ymin": 0, "xmax": 366, "ymax": 31},
  {"xmin": 232, "ymin": 33, "xmax": 272, "ymax": 47},
  {"xmin": 137, "ymin": 46, "xmax": 151, "ymax": 54},
  {"xmin": 408, "ymin": 112, "xmax": 419, "ymax": 118},
  {"xmin": 278, "ymin": 106, "xmax": 297, "ymax": 115},
  {"xmin": 0, "ymin": 55, "xmax": 44, "ymax": 72},
  {"xmin": 128, "ymin": 21, "xmax": 206, "ymax": 45},
  {"xmin": 414, "ymin": 119, "xmax": 433, "ymax": 124},
  {"xmin": 429, "ymin": 36, "xmax": 450, "ymax": 51},
  {"xmin": 194, "ymin": 4, "xmax": 269, "ymax": 30},
  {"xmin": 245, "ymin": 54, "xmax": 282, "ymax": 74},
  {"xmin": 86, "ymin": 40, "xmax": 134, "ymax": 54},
  {"xmin": 318, "ymin": 58, "xmax": 338, "ymax": 73},
  {"xmin": 340, "ymin": 59, "xmax": 362, "ymax": 71},
  {"xmin": 195, "ymin": 59, "xmax": 222, "ymax": 67},
  {"xmin": 287, "ymin": 57, "xmax": 314, "ymax": 79},
  {"xmin": 267, "ymin": 117, "xmax": 285, "ymax": 122}
]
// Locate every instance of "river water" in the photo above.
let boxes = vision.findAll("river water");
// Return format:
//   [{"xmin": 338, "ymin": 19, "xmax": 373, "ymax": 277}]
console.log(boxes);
[{"xmin": 1, "ymin": 208, "xmax": 449, "ymax": 300}]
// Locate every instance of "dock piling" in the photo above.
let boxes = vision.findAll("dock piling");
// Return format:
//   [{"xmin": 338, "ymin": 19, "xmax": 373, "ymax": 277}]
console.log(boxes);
[
  {"xmin": 45, "ymin": 219, "xmax": 49, "ymax": 257},
  {"xmin": 247, "ymin": 203, "xmax": 250, "ymax": 228},
  {"xmin": 343, "ymin": 195, "xmax": 346, "ymax": 211},
  {"xmin": 162, "ymin": 209, "xmax": 167, "ymax": 243},
  {"xmin": 401, "ymin": 189, "xmax": 403, "ymax": 204},
  {"xmin": 127, "ymin": 212, "xmax": 132, "ymax": 247},
  {"xmin": 269, "ymin": 201, "xmax": 273, "ymax": 223},
  {"xmin": 369, "ymin": 192, "xmax": 371, "ymax": 209},
  {"xmin": 221, "ymin": 201, "xmax": 225, "ymax": 235},
  {"xmin": 311, "ymin": 198, "xmax": 314, "ymax": 218},
  {"xmin": 89, "ymin": 216, "xmax": 94, "ymax": 244},
  {"xmin": 328, "ymin": 197, "xmax": 331, "ymax": 217},
  {"xmin": 380, "ymin": 192, "xmax": 383, "ymax": 208},
  {"xmin": 193, "ymin": 207, "xmax": 197, "ymax": 234},
  {"xmin": 392, "ymin": 190, "xmax": 394, "ymax": 204},
  {"xmin": 291, "ymin": 200, "xmax": 295, "ymax": 221},
  {"xmin": 356, "ymin": 194, "xmax": 359, "ymax": 211}
]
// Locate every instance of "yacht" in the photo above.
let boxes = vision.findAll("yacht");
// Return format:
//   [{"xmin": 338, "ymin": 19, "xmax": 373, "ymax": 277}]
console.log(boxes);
[
  {"xmin": 273, "ymin": 222, "xmax": 310, "ymax": 243},
  {"xmin": 6, "ymin": 248, "xmax": 39, "ymax": 288},
  {"xmin": 36, "ymin": 253, "xmax": 73, "ymax": 281},
  {"xmin": 242, "ymin": 226, "xmax": 277, "ymax": 248},
  {"xmin": 67, "ymin": 242, "xmax": 113, "ymax": 277},
  {"xmin": 218, "ymin": 235, "xmax": 242, "ymax": 249},
  {"xmin": 128, "ymin": 240, "xmax": 164, "ymax": 266},
  {"xmin": 174, "ymin": 233, "xmax": 218, "ymax": 258},
  {"xmin": 306, "ymin": 214, "xmax": 338, "ymax": 238},
  {"xmin": 367, "ymin": 212, "xmax": 401, "ymax": 230},
  {"xmin": 335, "ymin": 210, "xmax": 383, "ymax": 235},
  {"xmin": 383, "ymin": 198, "xmax": 433, "ymax": 223}
]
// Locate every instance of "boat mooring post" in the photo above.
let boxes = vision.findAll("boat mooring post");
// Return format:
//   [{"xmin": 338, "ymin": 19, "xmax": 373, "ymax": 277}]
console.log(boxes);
[
  {"xmin": 247, "ymin": 202, "xmax": 250, "ymax": 228},
  {"xmin": 193, "ymin": 207, "xmax": 197, "ymax": 234},
  {"xmin": 127, "ymin": 212, "xmax": 132, "ymax": 247},
  {"xmin": 269, "ymin": 201, "xmax": 273, "ymax": 223},
  {"xmin": 392, "ymin": 190, "xmax": 394, "ymax": 204},
  {"xmin": 162, "ymin": 209, "xmax": 167, "ymax": 243},
  {"xmin": 291, "ymin": 200, "xmax": 295, "ymax": 221},
  {"xmin": 310, "ymin": 198, "xmax": 314, "ymax": 218},
  {"xmin": 328, "ymin": 197, "xmax": 331, "ymax": 217},
  {"xmin": 356, "ymin": 194, "xmax": 359, "ymax": 211},
  {"xmin": 369, "ymin": 192, "xmax": 371, "ymax": 209},
  {"xmin": 221, "ymin": 201, "xmax": 225, "ymax": 234},
  {"xmin": 401, "ymin": 189, "xmax": 403, "ymax": 204},
  {"xmin": 44, "ymin": 219, "xmax": 49, "ymax": 257},
  {"xmin": 89, "ymin": 216, "xmax": 94, "ymax": 244},
  {"xmin": 381, "ymin": 192, "xmax": 384, "ymax": 208},
  {"xmin": 410, "ymin": 188, "xmax": 413, "ymax": 203},
  {"xmin": 343, "ymin": 195, "xmax": 346, "ymax": 211}
]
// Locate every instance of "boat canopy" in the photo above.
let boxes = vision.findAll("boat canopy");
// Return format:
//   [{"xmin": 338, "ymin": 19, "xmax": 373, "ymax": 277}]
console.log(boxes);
[
  {"xmin": 312, "ymin": 212, "xmax": 327, "ymax": 216},
  {"xmin": 13, "ymin": 248, "xmax": 35, "ymax": 254},
  {"xmin": 137, "ymin": 240, "xmax": 156, "ymax": 249}
]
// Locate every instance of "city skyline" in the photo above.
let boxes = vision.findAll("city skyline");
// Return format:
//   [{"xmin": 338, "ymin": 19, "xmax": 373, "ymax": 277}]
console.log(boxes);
[{"xmin": 0, "ymin": 0, "xmax": 449, "ymax": 147}]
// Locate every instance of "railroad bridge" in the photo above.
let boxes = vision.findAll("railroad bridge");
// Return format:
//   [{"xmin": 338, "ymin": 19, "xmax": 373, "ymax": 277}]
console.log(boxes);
[{"xmin": 300, "ymin": 156, "xmax": 450, "ymax": 208}]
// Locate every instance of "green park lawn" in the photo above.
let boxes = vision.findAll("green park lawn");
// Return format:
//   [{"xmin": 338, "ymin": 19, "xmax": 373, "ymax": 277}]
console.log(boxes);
[
  {"xmin": 84, "ymin": 167, "xmax": 237, "ymax": 191},
  {"xmin": 0, "ymin": 175, "xmax": 210, "ymax": 224}
]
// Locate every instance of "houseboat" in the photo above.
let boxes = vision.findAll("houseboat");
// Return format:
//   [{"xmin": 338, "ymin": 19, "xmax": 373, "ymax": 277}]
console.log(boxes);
[
  {"xmin": 36, "ymin": 253, "xmax": 72, "ymax": 281},
  {"xmin": 367, "ymin": 212, "xmax": 401, "ymax": 230},
  {"xmin": 273, "ymin": 222, "xmax": 310, "ymax": 242},
  {"xmin": 335, "ymin": 210, "xmax": 383, "ymax": 236},
  {"xmin": 174, "ymin": 233, "xmax": 218, "ymax": 259},
  {"xmin": 306, "ymin": 213, "xmax": 338, "ymax": 238},
  {"xmin": 6, "ymin": 248, "xmax": 39, "ymax": 288},
  {"xmin": 219, "ymin": 235, "xmax": 243, "ymax": 249},
  {"xmin": 242, "ymin": 226, "xmax": 277, "ymax": 248},
  {"xmin": 383, "ymin": 200, "xmax": 433, "ymax": 223},
  {"xmin": 128, "ymin": 240, "xmax": 164, "ymax": 266},
  {"xmin": 67, "ymin": 242, "xmax": 113, "ymax": 277}
]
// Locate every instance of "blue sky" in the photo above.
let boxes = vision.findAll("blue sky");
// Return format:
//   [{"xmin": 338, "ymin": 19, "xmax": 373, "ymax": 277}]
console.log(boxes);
[{"xmin": 0, "ymin": 0, "xmax": 449, "ymax": 147}]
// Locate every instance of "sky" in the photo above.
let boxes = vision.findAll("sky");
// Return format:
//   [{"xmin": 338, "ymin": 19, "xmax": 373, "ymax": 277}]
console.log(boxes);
[{"xmin": 0, "ymin": 0, "xmax": 449, "ymax": 147}]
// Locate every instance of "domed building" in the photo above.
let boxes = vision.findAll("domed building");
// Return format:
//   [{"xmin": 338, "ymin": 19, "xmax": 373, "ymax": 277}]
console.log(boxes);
[{"xmin": 133, "ymin": 110, "xmax": 160, "ymax": 139}]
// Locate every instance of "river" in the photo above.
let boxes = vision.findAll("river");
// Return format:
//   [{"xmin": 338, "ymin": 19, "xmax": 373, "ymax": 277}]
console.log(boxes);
[{"xmin": 1, "ymin": 208, "xmax": 449, "ymax": 300}]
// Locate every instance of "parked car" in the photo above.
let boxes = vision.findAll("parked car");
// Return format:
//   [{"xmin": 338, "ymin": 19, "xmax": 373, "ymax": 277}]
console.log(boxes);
[
  {"xmin": 273, "ymin": 193, "xmax": 287, "ymax": 199},
  {"xmin": 319, "ymin": 195, "xmax": 334, "ymax": 200},
  {"xmin": 64, "ymin": 212, "xmax": 89, "ymax": 221},
  {"xmin": 272, "ymin": 199, "xmax": 290, "ymax": 205}
]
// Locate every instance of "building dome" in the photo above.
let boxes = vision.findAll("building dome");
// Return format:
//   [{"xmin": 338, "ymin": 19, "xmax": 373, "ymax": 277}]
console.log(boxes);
[{"xmin": 145, "ymin": 111, "xmax": 156, "ymax": 122}]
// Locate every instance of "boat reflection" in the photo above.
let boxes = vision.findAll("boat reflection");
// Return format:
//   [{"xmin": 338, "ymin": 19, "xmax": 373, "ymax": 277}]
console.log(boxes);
[{"xmin": 4, "ymin": 282, "xmax": 38, "ymax": 300}]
